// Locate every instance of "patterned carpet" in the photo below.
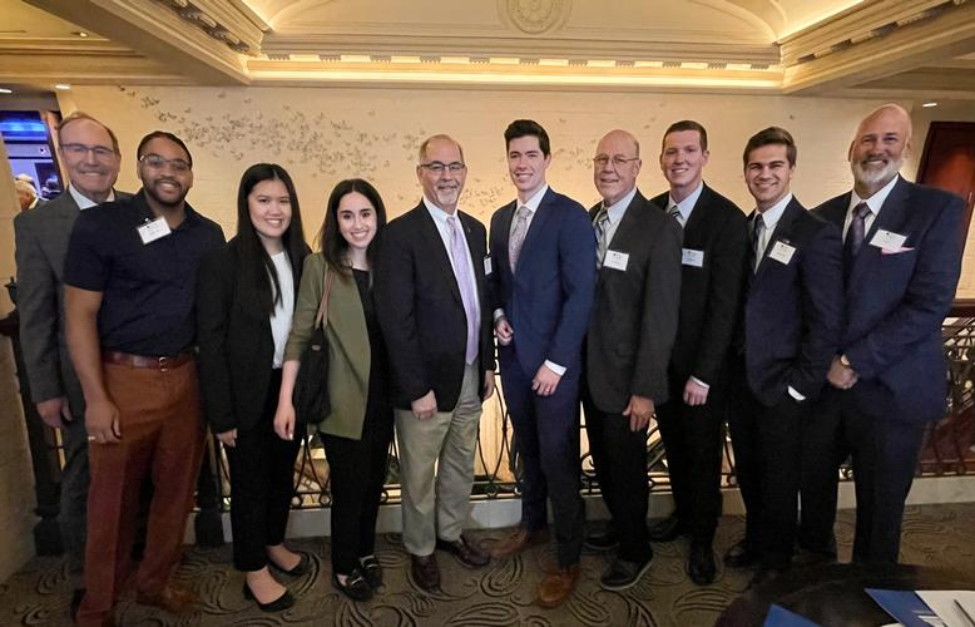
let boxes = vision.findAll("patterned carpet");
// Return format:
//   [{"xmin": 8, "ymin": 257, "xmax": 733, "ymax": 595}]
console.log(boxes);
[{"xmin": 2, "ymin": 503, "xmax": 974, "ymax": 626}]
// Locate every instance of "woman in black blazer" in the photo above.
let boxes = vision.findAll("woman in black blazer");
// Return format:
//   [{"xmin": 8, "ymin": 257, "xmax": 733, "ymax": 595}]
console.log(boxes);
[{"xmin": 197, "ymin": 163, "xmax": 310, "ymax": 612}]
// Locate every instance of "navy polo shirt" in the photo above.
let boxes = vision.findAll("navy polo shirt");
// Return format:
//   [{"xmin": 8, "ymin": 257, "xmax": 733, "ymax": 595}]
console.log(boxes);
[{"xmin": 64, "ymin": 189, "xmax": 225, "ymax": 356}]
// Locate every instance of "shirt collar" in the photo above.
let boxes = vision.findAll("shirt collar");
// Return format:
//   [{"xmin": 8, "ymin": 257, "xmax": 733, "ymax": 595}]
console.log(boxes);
[
  {"xmin": 422, "ymin": 195, "xmax": 460, "ymax": 227},
  {"xmin": 755, "ymin": 192, "xmax": 793, "ymax": 230},
  {"xmin": 668, "ymin": 181, "xmax": 704, "ymax": 222},
  {"xmin": 69, "ymin": 184, "xmax": 115, "ymax": 210},
  {"xmin": 603, "ymin": 186, "xmax": 638, "ymax": 224},
  {"xmin": 849, "ymin": 174, "xmax": 899, "ymax": 217},
  {"xmin": 518, "ymin": 184, "xmax": 549, "ymax": 214}
]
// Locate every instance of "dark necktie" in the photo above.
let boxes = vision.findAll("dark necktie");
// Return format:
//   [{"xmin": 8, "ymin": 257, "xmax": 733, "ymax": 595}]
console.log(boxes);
[
  {"xmin": 594, "ymin": 207, "xmax": 610, "ymax": 267},
  {"xmin": 843, "ymin": 202, "xmax": 871, "ymax": 283},
  {"xmin": 749, "ymin": 214, "xmax": 766, "ymax": 274}
]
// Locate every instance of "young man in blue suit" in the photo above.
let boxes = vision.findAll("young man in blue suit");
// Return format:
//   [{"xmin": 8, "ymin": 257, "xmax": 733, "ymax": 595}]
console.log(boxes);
[
  {"xmin": 488, "ymin": 119, "xmax": 596, "ymax": 608},
  {"xmin": 727, "ymin": 127, "xmax": 843, "ymax": 586},
  {"xmin": 799, "ymin": 105, "xmax": 965, "ymax": 565}
]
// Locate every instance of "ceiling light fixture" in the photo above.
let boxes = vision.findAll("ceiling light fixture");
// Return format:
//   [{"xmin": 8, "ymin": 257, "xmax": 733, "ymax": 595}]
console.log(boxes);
[
  {"xmin": 73, "ymin": 31, "xmax": 89, "ymax": 38},
  {"xmin": 0, "ymin": 88, "xmax": 12, "ymax": 94},
  {"xmin": 54, "ymin": 83, "xmax": 72, "ymax": 90},
  {"xmin": 922, "ymin": 102, "xmax": 938, "ymax": 108}
]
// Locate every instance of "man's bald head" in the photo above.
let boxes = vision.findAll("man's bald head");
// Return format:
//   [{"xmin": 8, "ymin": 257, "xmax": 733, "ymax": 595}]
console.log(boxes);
[
  {"xmin": 848, "ymin": 103, "xmax": 912, "ymax": 198},
  {"xmin": 594, "ymin": 129, "xmax": 642, "ymax": 206}
]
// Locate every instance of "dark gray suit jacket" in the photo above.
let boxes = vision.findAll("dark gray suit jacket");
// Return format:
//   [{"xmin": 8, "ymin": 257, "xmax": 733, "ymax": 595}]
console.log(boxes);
[
  {"xmin": 14, "ymin": 189, "xmax": 129, "ymax": 416},
  {"xmin": 585, "ymin": 189, "xmax": 683, "ymax": 413}
]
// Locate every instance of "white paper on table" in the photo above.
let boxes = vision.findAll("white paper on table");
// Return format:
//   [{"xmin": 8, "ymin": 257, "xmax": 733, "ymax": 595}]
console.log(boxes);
[{"xmin": 916, "ymin": 590, "xmax": 975, "ymax": 627}]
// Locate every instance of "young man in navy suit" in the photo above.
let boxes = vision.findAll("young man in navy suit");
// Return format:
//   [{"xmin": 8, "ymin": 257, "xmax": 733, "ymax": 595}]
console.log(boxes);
[
  {"xmin": 727, "ymin": 127, "xmax": 843, "ymax": 586},
  {"xmin": 799, "ymin": 105, "xmax": 965, "ymax": 565},
  {"xmin": 488, "ymin": 119, "xmax": 596, "ymax": 608}
]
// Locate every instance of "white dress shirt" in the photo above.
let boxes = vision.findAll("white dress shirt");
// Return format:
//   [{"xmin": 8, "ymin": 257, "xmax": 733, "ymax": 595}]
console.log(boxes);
[
  {"xmin": 423, "ymin": 196, "xmax": 482, "ymax": 316},
  {"xmin": 69, "ymin": 184, "xmax": 115, "ymax": 210},
  {"xmin": 597, "ymin": 186, "xmax": 638, "ymax": 249},
  {"xmin": 269, "ymin": 251, "xmax": 295, "ymax": 369},
  {"xmin": 667, "ymin": 182, "xmax": 705, "ymax": 227},
  {"xmin": 844, "ymin": 174, "xmax": 899, "ymax": 241}
]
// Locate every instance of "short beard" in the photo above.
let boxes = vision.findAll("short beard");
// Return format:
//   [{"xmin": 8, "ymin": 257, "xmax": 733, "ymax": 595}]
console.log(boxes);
[
  {"xmin": 852, "ymin": 156, "xmax": 902, "ymax": 192},
  {"xmin": 144, "ymin": 182, "xmax": 187, "ymax": 209}
]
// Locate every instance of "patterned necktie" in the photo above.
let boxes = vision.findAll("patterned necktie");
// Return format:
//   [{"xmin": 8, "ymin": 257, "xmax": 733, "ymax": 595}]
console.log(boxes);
[
  {"xmin": 594, "ymin": 207, "xmax": 611, "ymax": 267},
  {"xmin": 447, "ymin": 216, "xmax": 480, "ymax": 364},
  {"xmin": 843, "ymin": 201, "xmax": 871, "ymax": 283},
  {"xmin": 668, "ymin": 204, "xmax": 684, "ymax": 227},
  {"xmin": 508, "ymin": 205, "xmax": 531, "ymax": 271},
  {"xmin": 750, "ymin": 214, "xmax": 766, "ymax": 273}
]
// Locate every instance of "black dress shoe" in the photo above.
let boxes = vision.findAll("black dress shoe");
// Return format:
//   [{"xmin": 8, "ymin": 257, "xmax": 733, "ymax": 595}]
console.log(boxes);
[
  {"xmin": 436, "ymin": 535, "xmax": 490, "ymax": 568},
  {"xmin": 332, "ymin": 568, "xmax": 373, "ymax": 602},
  {"xmin": 688, "ymin": 543, "xmax": 717, "ymax": 585},
  {"xmin": 410, "ymin": 553, "xmax": 441, "ymax": 591},
  {"xmin": 269, "ymin": 551, "xmax": 311, "ymax": 577},
  {"xmin": 584, "ymin": 528, "xmax": 619, "ymax": 552},
  {"xmin": 243, "ymin": 582, "xmax": 295, "ymax": 612},
  {"xmin": 599, "ymin": 556, "xmax": 654, "ymax": 591},
  {"xmin": 723, "ymin": 540, "xmax": 759, "ymax": 569},
  {"xmin": 359, "ymin": 555, "xmax": 383, "ymax": 589},
  {"xmin": 647, "ymin": 514, "xmax": 685, "ymax": 543}
]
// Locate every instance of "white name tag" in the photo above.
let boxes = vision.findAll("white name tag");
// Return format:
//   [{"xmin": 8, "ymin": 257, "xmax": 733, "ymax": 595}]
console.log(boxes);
[
  {"xmin": 869, "ymin": 229, "xmax": 907, "ymax": 251},
  {"xmin": 484, "ymin": 256, "xmax": 493, "ymax": 275},
  {"xmin": 604, "ymin": 250, "xmax": 629, "ymax": 271},
  {"xmin": 682, "ymin": 248, "xmax": 704, "ymax": 268},
  {"xmin": 769, "ymin": 241, "xmax": 796, "ymax": 265},
  {"xmin": 137, "ymin": 217, "xmax": 172, "ymax": 244}
]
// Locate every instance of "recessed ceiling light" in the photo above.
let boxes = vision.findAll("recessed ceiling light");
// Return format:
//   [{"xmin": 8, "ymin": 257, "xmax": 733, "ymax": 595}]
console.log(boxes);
[
  {"xmin": 73, "ymin": 31, "xmax": 89, "ymax": 38},
  {"xmin": 54, "ymin": 83, "xmax": 72, "ymax": 90},
  {"xmin": 0, "ymin": 88, "xmax": 12, "ymax": 94},
  {"xmin": 922, "ymin": 102, "xmax": 938, "ymax": 108}
]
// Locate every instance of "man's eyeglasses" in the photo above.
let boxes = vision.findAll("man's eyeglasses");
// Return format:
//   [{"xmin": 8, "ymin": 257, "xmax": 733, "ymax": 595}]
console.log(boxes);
[
  {"xmin": 139, "ymin": 154, "xmax": 192, "ymax": 174},
  {"xmin": 420, "ymin": 161, "xmax": 466, "ymax": 174},
  {"xmin": 593, "ymin": 155, "xmax": 640, "ymax": 168},
  {"xmin": 60, "ymin": 143, "xmax": 116, "ymax": 160}
]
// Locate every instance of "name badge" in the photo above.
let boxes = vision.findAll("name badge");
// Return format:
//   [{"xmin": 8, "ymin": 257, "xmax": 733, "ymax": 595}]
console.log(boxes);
[
  {"xmin": 769, "ymin": 241, "xmax": 796, "ymax": 265},
  {"xmin": 604, "ymin": 250, "xmax": 629, "ymax": 271},
  {"xmin": 682, "ymin": 248, "xmax": 705, "ymax": 268},
  {"xmin": 137, "ymin": 217, "xmax": 172, "ymax": 245},
  {"xmin": 484, "ymin": 256, "xmax": 493, "ymax": 276},
  {"xmin": 869, "ymin": 229, "xmax": 907, "ymax": 251}
]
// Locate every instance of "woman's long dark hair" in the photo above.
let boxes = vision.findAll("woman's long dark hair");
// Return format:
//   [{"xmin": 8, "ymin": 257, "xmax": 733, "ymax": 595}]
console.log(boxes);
[
  {"xmin": 236, "ymin": 163, "xmax": 308, "ymax": 314},
  {"xmin": 320, "ymin": 178, "xmax": 387, "ymax": 275}
]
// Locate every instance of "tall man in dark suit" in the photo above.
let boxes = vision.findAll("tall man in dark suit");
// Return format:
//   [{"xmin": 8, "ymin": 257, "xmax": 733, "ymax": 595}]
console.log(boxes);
[
  {"xmin": 727, "ymin": 127, "xmax": 843, "ymax": 585},
  {"xmin": 647, "ymin": 120, "xmax": 748, "ymax": 585},
  {"xmin": 799, "ymin": 105, "xmax": 965, "ymax": 564},
  {"xmin": 14, "ymin": 112, "xmax": 124, "ymax": 614},
  {"xmin": 488, "ymin": 119, "xmax": 596, "ymax": 608},
  {"xmin": 582, "ymin": 129, "xmax": 682, "ymax": 590},
  {"xmin": 375, "ymin": 134, "xmax": 495, "ymax": 592}
]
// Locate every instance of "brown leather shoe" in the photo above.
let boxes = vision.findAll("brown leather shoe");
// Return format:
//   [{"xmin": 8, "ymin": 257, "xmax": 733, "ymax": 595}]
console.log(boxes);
[
  {"xmin": 538, "ymin": 563, "xmax": 580, "ymax": 608},
  {"xmin": 410, "ymin": 553, "xmax": 440, "ymax": 591},
  {"xmin": 135, "ymin": 582, "xmax": 198, "ymax": 614},
  {"xmin": 490, "ymin": 528, "xmax": 550, "ymax": 559},
  {"xmin": 436, "ymin": 534, "xmax": 490, "ymax": 568}
]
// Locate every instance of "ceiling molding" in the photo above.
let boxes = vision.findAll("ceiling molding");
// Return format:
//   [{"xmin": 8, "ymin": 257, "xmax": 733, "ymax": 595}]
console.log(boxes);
[
  {"xmin": 781, "ymin": 0, "xmax": 975, "ymax": 94},
  {"xmin": 154, "ymin": 0, "xmax": 265, "ymax": 53}
]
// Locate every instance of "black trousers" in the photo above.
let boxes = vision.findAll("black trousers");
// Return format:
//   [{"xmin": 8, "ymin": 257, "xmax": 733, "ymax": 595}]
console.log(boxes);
[
  {"xmin": 226, "ymin": 370, "xmax": 304, "ymax": 572},
  {"xmin": 322, "ymin": 408, "xmax": 394, "ymax": 575},
  {"xmin": 800, "ymin": 386, "xmax": 927, "ymax": 564},
  {"xmin": 583, "ymin": 393, "xmax": 652, "ymax": 563},
  {"xmin": 728, "ymin": 371, "xmax": 806, "ymax": 570},
  {"xmin": 656, "ymin": 383, "xmax": 725, "ymax": 546}
]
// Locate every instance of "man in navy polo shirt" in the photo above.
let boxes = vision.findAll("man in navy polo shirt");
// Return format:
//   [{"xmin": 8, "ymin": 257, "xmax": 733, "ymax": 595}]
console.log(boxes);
[{"xmin": 64, "ymin": 131, "xmax": 224, "ymax": 627}]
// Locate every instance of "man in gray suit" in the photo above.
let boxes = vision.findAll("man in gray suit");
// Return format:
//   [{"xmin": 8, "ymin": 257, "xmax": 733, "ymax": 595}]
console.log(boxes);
[{"xmin": 14, "ymin": 111, "xmax": 123, "ymax": 613}]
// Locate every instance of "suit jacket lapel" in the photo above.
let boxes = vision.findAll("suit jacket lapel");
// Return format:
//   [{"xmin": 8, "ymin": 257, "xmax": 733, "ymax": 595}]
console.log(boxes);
[
  {"xmin": 847, "ymin": 177, "xmax": 911, "ymax": 293},
  {"xmin": 497, "ymin": 200, "xmax": 516, "ymax": 274},
  {"xmin": 417, "ymin": 204, "xmax": 463, "ymax": 305},
  {"xmin": 754, "ymin": 198, "xmax": 802, "ymax": 283},
  {"xmin": 514, "ymin": 188, "xmax": 555, "ymax": 278},
  {"xmin": 681, "ymin": 184, "xmax": 710, "ymax": 236}
]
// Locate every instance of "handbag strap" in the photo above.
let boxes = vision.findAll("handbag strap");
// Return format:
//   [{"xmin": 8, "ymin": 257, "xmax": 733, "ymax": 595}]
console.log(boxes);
[{"xmin": 313, "ymin": 265, "xmax": 334, "ymax": 329}]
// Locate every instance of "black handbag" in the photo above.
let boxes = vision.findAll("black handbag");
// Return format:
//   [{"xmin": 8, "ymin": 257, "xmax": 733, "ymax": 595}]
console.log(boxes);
[{"xmin": 293, "ymin": 265, "xmax": 334, "ymax": 424}]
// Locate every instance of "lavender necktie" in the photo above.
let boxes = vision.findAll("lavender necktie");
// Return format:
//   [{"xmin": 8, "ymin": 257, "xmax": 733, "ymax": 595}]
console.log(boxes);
[
  {"xmin": 447, "ymin": 215, "xmax": 480, "ymax": 364},
  {"xmin": 508, "ymin": 205, "xmax": 531, "ymax": 271}
]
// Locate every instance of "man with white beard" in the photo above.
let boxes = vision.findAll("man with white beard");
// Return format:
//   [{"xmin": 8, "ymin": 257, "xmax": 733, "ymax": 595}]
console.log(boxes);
[{"xmin": 799, "ymin": 104, "xmax": 965, "ymax": 564}]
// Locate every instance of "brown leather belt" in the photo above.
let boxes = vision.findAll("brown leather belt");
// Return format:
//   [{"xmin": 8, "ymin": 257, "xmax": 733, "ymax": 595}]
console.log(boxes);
[{"xmin": 102, "ymin": 350, "xmax": 193, "ymax": 370}]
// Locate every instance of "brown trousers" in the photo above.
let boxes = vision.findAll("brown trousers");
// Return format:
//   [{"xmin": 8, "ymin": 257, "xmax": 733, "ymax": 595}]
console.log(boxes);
[{"xmin": 76, "ymin": 360, "xmax": 205, "ymax": 626}]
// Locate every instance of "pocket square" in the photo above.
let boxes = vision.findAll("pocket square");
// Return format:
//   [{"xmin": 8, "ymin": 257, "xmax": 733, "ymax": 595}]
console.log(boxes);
[{"xmin": 881, "ymin": 246, "xmax": 915, "ymax": 255}]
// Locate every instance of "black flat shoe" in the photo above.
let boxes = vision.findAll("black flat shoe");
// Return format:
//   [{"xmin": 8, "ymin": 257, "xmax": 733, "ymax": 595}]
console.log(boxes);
[
  {"xmin": 269, "ymin": 551, "xmax": 311, "ymax": 577},
  {"xmin": 242, "ymin": 582, "xmax": 295, "ymax": 613},
  {"xmin": 359, "ymin": 556, "xmax": 383, "ymax": 589},
  {"xmin": 332, "ymin": 568, "xmax": 373, "ymax": 602}
]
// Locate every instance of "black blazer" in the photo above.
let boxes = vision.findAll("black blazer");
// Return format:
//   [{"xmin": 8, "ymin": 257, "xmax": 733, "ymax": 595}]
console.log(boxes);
[
  {"xmin": 814, "ymin": 178, "xmax": 965, "ymax": 423},
  {"xmin": 585, "ymin": 190, "xmax": 682, "ymax": 412},
  {"xmin": 196, "ymin": 237, "xmax": 308, "ymax": 433},
  {"xmin": 739, "ymin": 197, "xmax": 844, "ymax": 406},
  {"xmin": 375, "ymin": 202, "xmax": 495, "ymax": 412},
  {"xmin": 650, "ymin": 184, "xmax": 748, "ymax": 388}
]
